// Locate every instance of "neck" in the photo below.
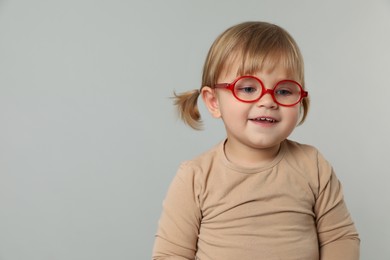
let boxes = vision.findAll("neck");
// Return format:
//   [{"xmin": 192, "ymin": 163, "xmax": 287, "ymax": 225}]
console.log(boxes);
[{"xmin": 224, "ymin": 139, "xmax": 282, "ymax": 168}]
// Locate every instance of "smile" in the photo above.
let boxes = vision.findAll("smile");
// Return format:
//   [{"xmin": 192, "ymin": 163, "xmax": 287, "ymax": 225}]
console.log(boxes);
[{"xmin": 250, "ymin": 117, "xmax": 277, "ymax": 123}]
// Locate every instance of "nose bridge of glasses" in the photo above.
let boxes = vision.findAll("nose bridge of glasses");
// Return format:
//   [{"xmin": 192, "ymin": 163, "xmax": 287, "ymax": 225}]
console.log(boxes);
[
  {"xmin": 254, "ymin": 88, "xmax": 277, "ymax": 105},
  {"xmin": 262, "ymin": 88, "xmax": 277, "ymax": 100}
]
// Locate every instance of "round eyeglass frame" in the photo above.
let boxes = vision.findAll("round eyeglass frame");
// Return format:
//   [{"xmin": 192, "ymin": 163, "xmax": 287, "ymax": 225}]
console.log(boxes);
[{"xmin": 213, "ymin": 75, "xmax": 308, "ymax": 107}]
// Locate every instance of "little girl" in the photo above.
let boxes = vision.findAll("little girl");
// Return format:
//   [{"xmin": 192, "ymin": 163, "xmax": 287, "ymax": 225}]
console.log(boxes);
[{"xmin": 153, "ymin": 21, "xmax": 360, "ymax": 260}]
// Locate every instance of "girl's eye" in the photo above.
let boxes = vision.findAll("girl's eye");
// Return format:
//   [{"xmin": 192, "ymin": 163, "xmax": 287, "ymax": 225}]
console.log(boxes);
[
  {"xmin": 275, "ymin": 89, "xmax": 293, "ymax": 96},
  {"xmin": 234, "ymin": 78, "xmax": 261, "ymax": 96},
  {"xmin": 236, "ymin": 85, "xmax": 258, "ymax": 94},
  {"xmin": 241, "ymin": 86, "xmax": 257, "ymax": 93}
]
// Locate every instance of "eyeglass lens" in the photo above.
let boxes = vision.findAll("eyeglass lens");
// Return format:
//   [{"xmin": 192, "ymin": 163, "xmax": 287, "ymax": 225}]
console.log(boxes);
[{"xmin": 234, "ymin": 77, "xmax": 302, "ymax": 105}]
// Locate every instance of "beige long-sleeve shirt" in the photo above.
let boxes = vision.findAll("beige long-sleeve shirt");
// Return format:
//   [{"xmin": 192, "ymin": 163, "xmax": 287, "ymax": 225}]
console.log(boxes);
[{"xmin": 153, "ymin": 140, "xmax": 360, "ymax": 260}]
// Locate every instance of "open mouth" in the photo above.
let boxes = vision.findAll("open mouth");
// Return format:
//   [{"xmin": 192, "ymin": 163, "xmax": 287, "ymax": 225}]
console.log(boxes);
[{"xmin": 250, "ymin": 117, "xmax": 278, "ymax": 123}]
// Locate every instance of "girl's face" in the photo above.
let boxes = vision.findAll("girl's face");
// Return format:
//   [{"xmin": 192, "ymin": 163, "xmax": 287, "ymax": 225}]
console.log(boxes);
[{"xmin": 202, "ymin": 59, "xmax": 301, "ymax": 164}]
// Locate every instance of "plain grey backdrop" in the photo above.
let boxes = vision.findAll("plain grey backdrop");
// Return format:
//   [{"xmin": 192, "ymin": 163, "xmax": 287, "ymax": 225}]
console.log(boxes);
[{"xmin": 1, "ymin": 0, "xmax": 389, "ymax": 259}]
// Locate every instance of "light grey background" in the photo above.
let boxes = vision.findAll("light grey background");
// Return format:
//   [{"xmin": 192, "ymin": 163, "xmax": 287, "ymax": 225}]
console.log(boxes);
[{"xmin": 1, "ymin": 0, "xmax": 389, "ymax": 259}]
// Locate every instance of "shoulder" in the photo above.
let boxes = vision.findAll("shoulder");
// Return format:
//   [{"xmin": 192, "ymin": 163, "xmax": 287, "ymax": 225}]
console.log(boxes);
[
  {"xmin": 283, "ymin": 139, "xmax": 330, "ymax": 167},
  {"xmin": 175, "ymin": 141, "xmax": 223, "ymax": 180},
  {"xmin": 283, "ymin": 139, "xmax": 334, "ymax": 194},
  {"xmin": 171, "ymin": 142, "xmax": 223, "ymax": 206}
]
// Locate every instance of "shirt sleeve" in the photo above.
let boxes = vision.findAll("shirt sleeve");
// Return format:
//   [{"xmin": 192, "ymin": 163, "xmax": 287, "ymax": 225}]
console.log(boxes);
[
  {"xmin": 314, "ymin": 152, "xmax": 360, "ymax": 260},
  {"xmin": 152, "ymin": 162, "xmax": 202, "ymax": 260}
]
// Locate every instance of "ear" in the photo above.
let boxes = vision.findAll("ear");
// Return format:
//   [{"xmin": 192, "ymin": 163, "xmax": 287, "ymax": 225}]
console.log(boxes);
[{"xmin": 201, "ymin": 86, "xmax": 221, "ymax": 118}]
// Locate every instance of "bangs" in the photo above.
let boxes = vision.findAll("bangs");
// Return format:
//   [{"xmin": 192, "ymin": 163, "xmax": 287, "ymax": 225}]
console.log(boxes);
[
  {"xmin": 237, "ymin": 48, "xmax": 303, "ymax": 82},
  {"xmin": 231, "ymin": 29, "xmax": 305, "ymax": 82}
]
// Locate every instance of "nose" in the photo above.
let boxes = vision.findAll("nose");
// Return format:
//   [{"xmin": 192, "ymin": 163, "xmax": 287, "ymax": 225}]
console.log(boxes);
[{"xmin": 256, "ymin": 89, "xmax": 278, "ymax": 108}]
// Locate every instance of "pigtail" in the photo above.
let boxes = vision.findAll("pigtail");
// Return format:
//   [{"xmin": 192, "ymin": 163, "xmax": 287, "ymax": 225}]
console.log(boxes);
[{"xmin": 172, "ymin": 89, "xmax": 203, "ymax": 130}]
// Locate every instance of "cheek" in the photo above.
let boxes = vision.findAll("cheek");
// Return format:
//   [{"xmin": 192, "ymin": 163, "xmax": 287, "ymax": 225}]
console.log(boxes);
[
  {"xmin": 219, "ymin": 101, "xmax": 248, "ymax": 117},
  {"xmin": 285, "ymin": 107, "xmax": 300, "ymax": 125}
]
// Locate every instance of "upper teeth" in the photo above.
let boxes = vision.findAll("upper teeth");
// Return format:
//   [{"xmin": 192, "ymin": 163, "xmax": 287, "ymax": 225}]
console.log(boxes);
[{"xmin": 254, "ymin": 117, "xmax": 275, "ymax": 122}]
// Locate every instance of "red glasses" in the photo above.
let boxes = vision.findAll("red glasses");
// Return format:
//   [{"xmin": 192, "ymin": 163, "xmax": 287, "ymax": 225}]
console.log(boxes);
[{"xmin": 214, "ymin": 75, "xmax": 308, "ymax": 107}]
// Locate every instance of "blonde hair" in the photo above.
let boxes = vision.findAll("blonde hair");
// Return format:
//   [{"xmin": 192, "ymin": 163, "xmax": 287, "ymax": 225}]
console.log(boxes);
[{"xmin": 173, "ymin": 21, "xmax": 310, "ymax": 130}]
